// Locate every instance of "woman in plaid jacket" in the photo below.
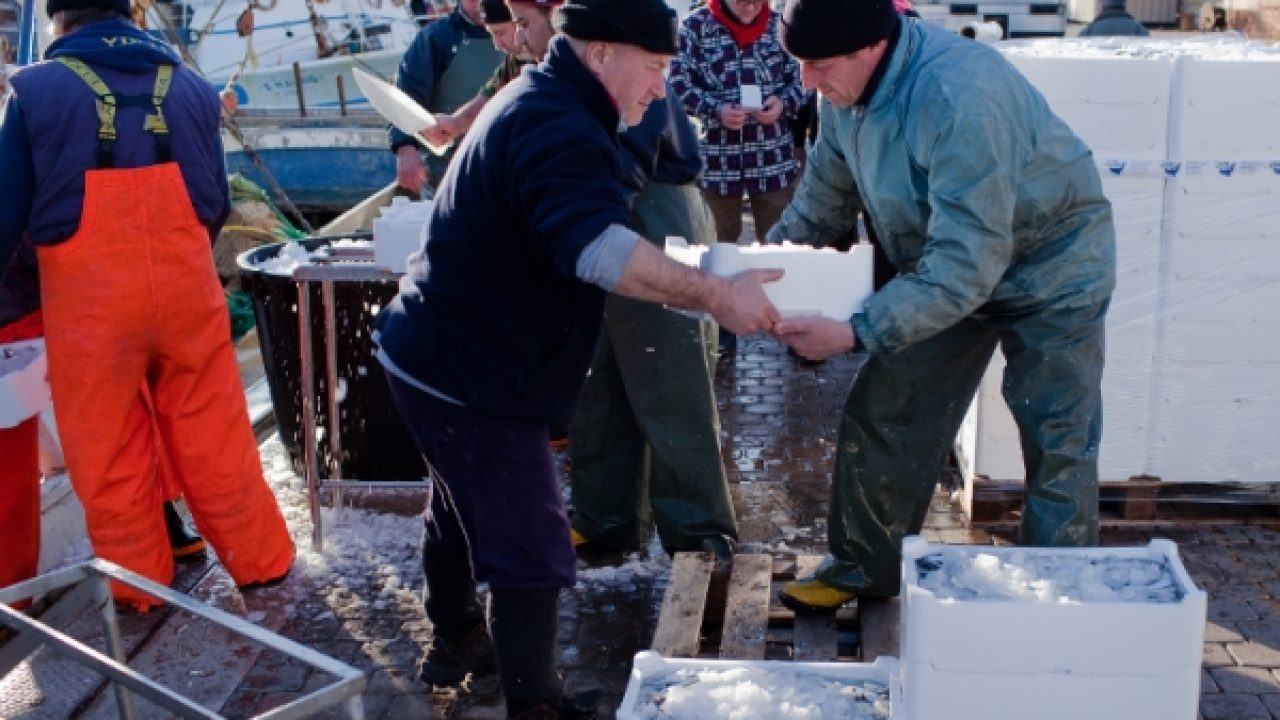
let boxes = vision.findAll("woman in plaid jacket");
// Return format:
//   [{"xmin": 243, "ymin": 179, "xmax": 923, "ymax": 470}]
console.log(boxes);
[{"xmin": 669, "ymin": 0, "xmax": 804, "ymax": 246}]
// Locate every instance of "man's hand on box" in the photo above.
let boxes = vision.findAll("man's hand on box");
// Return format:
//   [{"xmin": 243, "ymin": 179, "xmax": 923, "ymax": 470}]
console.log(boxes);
[
  {"xmin": 423, "ymin": 114, "xmax": 464, "ymax": 148},
  {"xmin": 711, "ymin": 269, "xmax": 783, "ymax": 335},
  {"xmin": 773, "ymin": 316, "xmax": 855, "ymax": 361}
]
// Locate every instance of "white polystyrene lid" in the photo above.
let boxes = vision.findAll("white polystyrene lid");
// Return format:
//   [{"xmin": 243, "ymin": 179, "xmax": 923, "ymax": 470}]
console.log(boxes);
[{"xmin": 352, "ymin": 68, "xmax": 449, "ymax": 156}]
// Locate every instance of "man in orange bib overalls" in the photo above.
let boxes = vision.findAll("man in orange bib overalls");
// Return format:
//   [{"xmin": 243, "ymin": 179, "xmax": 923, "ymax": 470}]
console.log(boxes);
[{"xmin": 0, "ymin": 0, "xmax": 293, "ymax": 610}]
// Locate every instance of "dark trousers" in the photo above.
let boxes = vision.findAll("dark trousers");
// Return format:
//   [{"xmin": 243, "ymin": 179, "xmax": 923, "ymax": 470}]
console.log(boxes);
[
  {"xmin": 384, "ymin": 373, "xmax": 576, "ymax": 599},
  {"xmin": 703, "ymin": 185, "xmax": 794, "ymax": 244},
  {"xmin": 819, "ymin": 299, "xmax": 1109, "ymax": 596},
  {"xmin": 569, "ymin": 294, "xmax": 736, "ymax": 554}
]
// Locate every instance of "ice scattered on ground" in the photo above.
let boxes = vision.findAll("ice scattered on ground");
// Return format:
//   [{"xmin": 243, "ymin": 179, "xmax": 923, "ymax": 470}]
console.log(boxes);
[
  {"xmin": 575, "ymin": 547, "xmax": 669, "ymax": 593},
  {"xmin": 632, "ymin": 664, "xmax": 891, "ymax": 720},
  {"xmin": 259, "ymin": 436, "xmax": 422, "ymax": 607},
  {"xmin": 915, "ymin": 549, "xmax": 1184, "ymax": 603}
]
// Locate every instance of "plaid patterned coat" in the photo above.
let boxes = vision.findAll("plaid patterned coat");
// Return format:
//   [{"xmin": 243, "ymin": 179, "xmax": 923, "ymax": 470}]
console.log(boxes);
[{"xmin": 669, "ymin": 7, "xmax": 804, "ymax": 197}]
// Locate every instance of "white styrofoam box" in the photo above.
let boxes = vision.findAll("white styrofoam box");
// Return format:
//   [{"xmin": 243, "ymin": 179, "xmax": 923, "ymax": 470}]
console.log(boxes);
[
  {"xmin": 1001, "ymin": 50, "xmax": 1174, "ymax": 162},
  {"xmin": 372, "ymin": 195, "xmax": 432, "ymax": 273},
  {"xmin": 702, "ymin": 242, "xmax": 875, "ymax": 320},
  {"xmin": 1168, "ymin": 51, "xmax": 1280, "ymax": 162},
  {"xmin": 0, "ymin": 339, "xmax": 51, "ymax": 429},
  {"xmin": 900, "ymin": 536, "xmax": 1206, "ymax": 720},
  {"xmin": 617, "ymin": 651, "xmax": 900, "ymax": 720}
]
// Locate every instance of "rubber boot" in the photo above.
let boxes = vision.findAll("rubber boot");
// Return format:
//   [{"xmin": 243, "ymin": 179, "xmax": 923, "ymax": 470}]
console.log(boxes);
[
  {"xmin": 419, "ymin": 532, "xmax": 495, "ymax": 688},
  {"xmin": 779, "ymin": 575, "xmax": 859, "ymax": 614},
  {"xmin": 163, "ymin": 500, "xmax": 206, "ymax": 560},
  {"xmin": 491, "ymin": 588, "xmax": 591, "ymax": 718}
]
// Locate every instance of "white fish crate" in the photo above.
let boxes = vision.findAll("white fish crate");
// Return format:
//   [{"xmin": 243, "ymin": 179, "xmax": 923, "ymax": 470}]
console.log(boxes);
[
  {"xmin": 0, "ymin": 338, "xmax": 51, "ymax": 428},
  {"xmin": 618, "ymin": 651, "xmax": 900, "ymax": 720},
  {"xmin": 899, "ymin": 536, "xmax": 1206, "ymax": 720},
  {"xmin": 664, "ymin": 239, "xmax": 874, "ymax": 321}
]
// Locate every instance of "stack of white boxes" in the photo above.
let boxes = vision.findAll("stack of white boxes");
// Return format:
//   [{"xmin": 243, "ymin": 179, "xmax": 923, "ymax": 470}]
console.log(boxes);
[
  {"xmin": 372, "ymin": 195, "xmax": 433, "ymax": 274},
  {"xmin": 899, "ymin": 536, "xmax": 1206, "ymax": 720},
  {"xmin": 957, "ymin": 38, "xmax": 1280, "ymax": 488}
]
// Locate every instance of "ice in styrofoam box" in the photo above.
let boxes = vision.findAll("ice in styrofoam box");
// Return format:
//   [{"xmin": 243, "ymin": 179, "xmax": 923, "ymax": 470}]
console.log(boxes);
[
  {"xmin": 914, "ymin": 545, "xmax": 1182, "ymax": 603},
  {"xmin": 373, "ymin": 196, "xmax": 433, "ymax": 273},
  {"xmin": 899, "ymin": 536, "xmax": 1205, "ymax": 720},
  {"xmin": 0, "ymin": 339, "xmax": 51, "ymax": 428},
  {"xmin": 696, "ymin": 241, "xmax": 874, "ymax": 321},
  {"xmin": 617, "ymin": 652, "xmax": 899, "ymax": 720}
]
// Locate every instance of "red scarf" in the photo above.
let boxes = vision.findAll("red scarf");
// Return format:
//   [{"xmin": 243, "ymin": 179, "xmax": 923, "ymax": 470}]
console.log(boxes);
[{"xmin": 708, "ymin": 0, "xmax": 770, "ymax": 49}]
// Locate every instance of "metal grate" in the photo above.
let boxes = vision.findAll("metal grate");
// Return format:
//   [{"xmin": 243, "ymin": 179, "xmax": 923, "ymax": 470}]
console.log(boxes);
[{"xmin": 0, "ymin": 560, "xmax": 366, "ymax": 720}]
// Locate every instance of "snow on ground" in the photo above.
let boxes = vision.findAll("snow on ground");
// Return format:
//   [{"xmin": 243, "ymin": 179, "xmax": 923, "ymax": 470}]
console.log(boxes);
[{"xmin": 915, "ymin": 549, "xmax": 1184, "ymax": 603}]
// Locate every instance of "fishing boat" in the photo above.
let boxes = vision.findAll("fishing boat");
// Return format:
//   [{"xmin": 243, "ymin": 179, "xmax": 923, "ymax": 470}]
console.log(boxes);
[{"xmin": 139, "ymin": 0, "xmax": 427, "ymax": 212}]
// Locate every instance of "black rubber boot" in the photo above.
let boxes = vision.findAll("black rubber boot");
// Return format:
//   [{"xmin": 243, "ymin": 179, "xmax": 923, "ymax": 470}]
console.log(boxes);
[
  {"xmin": 418, "ymin": 528, "xmax": 494, "ymax": 688},
  {"xmin": 490, "ymin": 588, "xmax": 591, "ymax": 718},
  {"xmin": 163, "ymin": 501, "xmax": 206, "ymax": 560},
  {"xmin": 418, "ymin": 619, "xmax": 497, "ymax": 689}
]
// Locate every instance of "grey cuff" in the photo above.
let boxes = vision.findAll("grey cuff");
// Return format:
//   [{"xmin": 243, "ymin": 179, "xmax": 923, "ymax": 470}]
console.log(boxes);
[{"xmin": 575, "ymin": 223, "xmax": 641, "ymax": 291}]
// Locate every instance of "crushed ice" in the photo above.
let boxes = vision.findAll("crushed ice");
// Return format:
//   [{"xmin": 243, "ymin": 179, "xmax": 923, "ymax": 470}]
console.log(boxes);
[
  {"xmin": 915, "ymin": 549, "xmax": 1184, "ymax": 603},
  {"xmin": 632, "ymin": 664, "xmax": 891, "ymax": 720}
]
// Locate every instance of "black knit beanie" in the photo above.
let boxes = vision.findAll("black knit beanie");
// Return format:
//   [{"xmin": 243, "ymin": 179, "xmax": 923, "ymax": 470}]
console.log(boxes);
[
  {"xmin": 780, "ymin": 0, "xmax": 898, "ymax": 59},
  {"xmin": 47, "ymin": 0, "xmax": 130, "ymax": 18},
  {"xmin": 553, "ymin": 0, "xmax": 679, "ymax": 55},
  {"xmin": 480, "ymin": 0, "xmax": 513, "ymax": 24}
]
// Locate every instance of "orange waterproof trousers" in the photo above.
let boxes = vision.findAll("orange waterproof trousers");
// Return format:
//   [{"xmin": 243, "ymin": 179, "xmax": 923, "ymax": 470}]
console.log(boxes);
[
  {"xmin": 0, "ymin": 417, "xmax": 40, "ymax": 609},
  {"xmin": 39, "ymin": 163, "xmax": 293, "ymax": 609}
]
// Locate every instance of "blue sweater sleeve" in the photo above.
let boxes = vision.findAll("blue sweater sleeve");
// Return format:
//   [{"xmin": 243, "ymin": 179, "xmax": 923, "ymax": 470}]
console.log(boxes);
[
  {"xmin": 0, "ymin": 95, "xmax": 34, "ymax": 270},
  {"xmin": 389, "ymin": 17, "xmax": 457, "ymax": 151}
]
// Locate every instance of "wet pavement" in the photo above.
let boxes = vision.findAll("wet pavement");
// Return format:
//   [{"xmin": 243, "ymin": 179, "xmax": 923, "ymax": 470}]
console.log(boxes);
[{"xmin": 5, "ymin": 334, "xmax": 1280, "ymax": 719}]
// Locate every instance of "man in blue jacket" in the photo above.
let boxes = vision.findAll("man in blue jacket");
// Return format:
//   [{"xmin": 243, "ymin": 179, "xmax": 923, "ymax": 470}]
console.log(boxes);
[
  {"xmin": 376, "ymin": 0, "xmax": 781, "ymax": 715},
  {"xmin": 766, "ymin": 0, "xmax": 1116, "ymax": 612},
  {"xmin": 391, "ymin": 0, "xmax": 503, "ymax": 195}
]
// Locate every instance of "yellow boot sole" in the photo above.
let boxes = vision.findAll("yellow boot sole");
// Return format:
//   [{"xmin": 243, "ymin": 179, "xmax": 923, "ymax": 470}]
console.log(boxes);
[{"xmin": 779, "ymin": 577, "xmax": 858, "ymax": 614}]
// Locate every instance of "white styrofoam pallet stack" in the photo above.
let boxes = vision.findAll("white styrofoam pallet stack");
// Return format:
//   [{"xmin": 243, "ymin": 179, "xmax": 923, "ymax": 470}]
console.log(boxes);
[
  {"xmin": 899, "ymin": 536, "xmax": 1206, "ymax": 720},
  {"xmin": 1005, "ymin": 52, "xmax": 1174, "ymax": 162},
  {"xmin": 960, "ymin": 39, "xmax": 1280, "ymax": 484},
  {"xmin": 617, "ymin": 652, "xmax": 901, "ymax": 719}
]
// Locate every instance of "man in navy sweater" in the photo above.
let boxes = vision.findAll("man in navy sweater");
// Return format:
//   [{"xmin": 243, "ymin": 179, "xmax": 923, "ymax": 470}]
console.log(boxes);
[{"xmin": 376, "ymin": 1, "xmax": 781, "ymax": 715}]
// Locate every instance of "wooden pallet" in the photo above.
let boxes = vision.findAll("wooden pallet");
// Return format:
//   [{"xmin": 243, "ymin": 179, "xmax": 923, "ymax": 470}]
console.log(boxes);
[
  {"xmin": 652, "ymin": 553, "xmax": 899, "ymax": 662},
  {"xmin": 965, "ymin": 475, "xmax": 1280, "ymax": 528}
]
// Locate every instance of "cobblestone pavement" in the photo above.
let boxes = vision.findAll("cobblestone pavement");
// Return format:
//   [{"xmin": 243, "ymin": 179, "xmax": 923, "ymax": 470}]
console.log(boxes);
[{"xmin": 8, "ymin": 335, "xmax": 1280, "ymax": 719}]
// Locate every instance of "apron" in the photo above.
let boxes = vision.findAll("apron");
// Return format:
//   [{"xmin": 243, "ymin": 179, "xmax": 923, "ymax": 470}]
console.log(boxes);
[
  {"xmin": 39, "ymin": 58, "xmax": 293, "ymax": 609},
  {"xmin": 424, "ymin": 33, "xmax": 503, "ymax": 185}
]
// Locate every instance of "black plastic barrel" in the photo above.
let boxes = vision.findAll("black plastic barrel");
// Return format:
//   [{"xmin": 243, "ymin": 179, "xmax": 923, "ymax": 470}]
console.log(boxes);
[{"xmin": 238, "ymin": 235, "xmax": 427, "ymax": 481}]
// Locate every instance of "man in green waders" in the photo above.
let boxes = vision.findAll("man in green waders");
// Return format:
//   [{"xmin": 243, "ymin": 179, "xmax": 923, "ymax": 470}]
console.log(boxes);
[
  {"xmin": 391, "ymin": 0, "xmax": 503, "ymax": 196},
  {"xmin": 768, "ymin": 0, "xmax": 1116, "ymax": 612},
  {"xmin": 569, "ymin": 91, "xmax": 738, "ymax": 563}
]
